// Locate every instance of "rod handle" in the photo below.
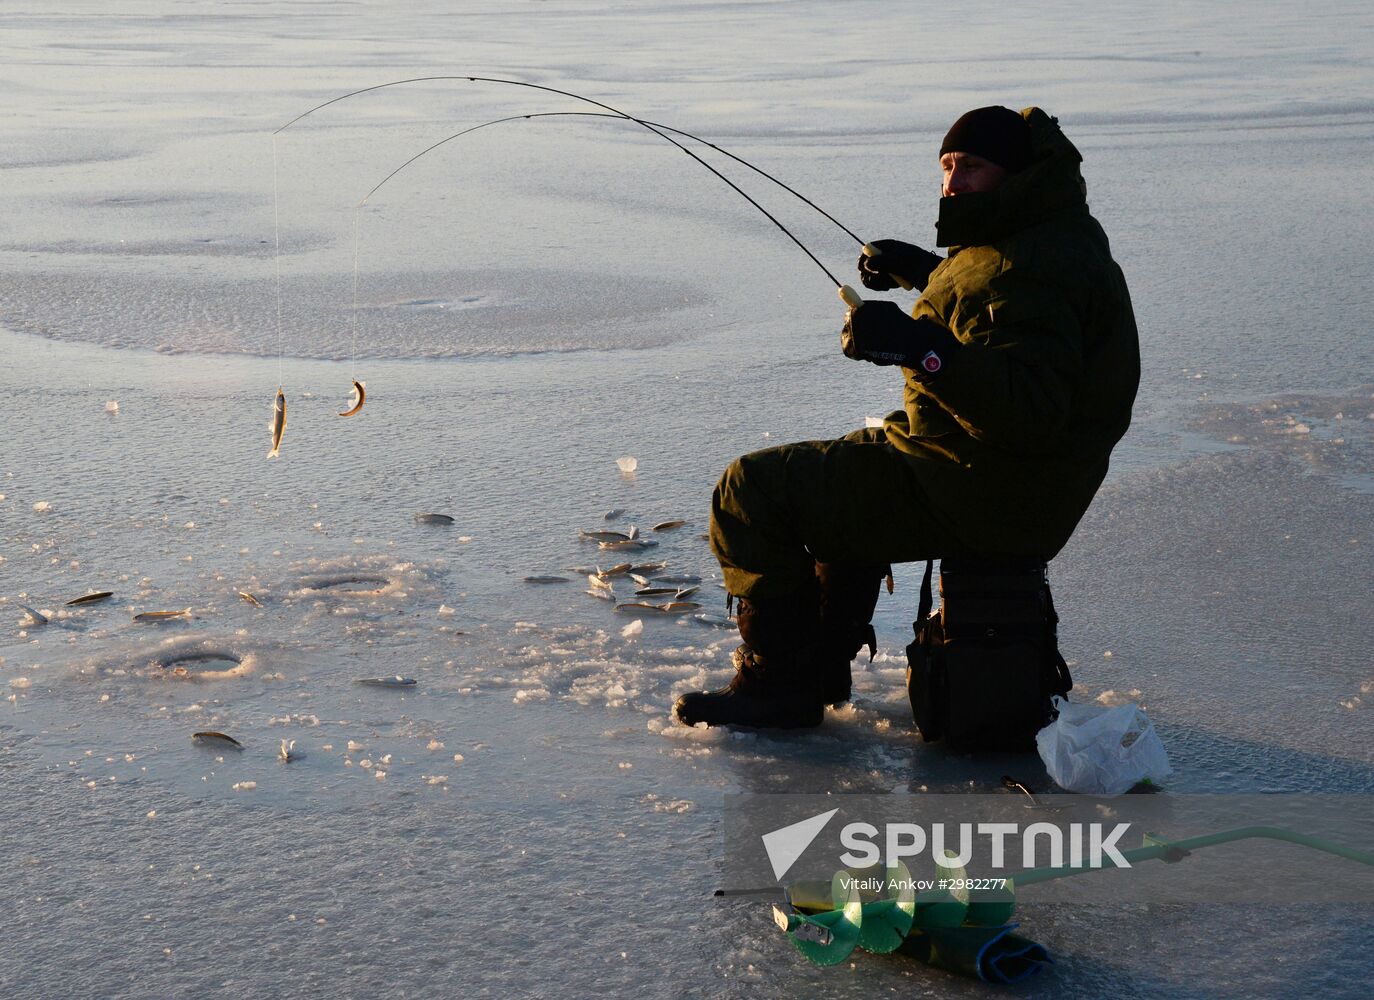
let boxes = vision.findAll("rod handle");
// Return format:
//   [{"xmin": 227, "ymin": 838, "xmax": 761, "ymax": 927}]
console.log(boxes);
[
  {"xmin": 839, "ymin": 284, "xmax": 863, "ymax": 309},
  {"xmin": 861, "ymin": 242, "xmax": 915, "ymax": 291}
]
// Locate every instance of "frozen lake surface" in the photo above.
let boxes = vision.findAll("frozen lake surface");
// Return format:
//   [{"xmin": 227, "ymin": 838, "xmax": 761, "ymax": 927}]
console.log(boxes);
[{"xmin": 3, "ymin": 2, "xmax": 1373, "ymax": 997}]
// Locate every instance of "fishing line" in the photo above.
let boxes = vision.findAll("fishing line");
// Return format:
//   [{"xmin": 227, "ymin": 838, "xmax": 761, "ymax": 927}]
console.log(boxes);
[
  {"xmin": 276, "ymin": 75, "xmax": 849, "ymax": 289},
  {"xmin": 357, "ymin": 110, "xmax": 865, "ymax": 248},
  {"xmin": 271, "ymin": 132, "xmax": 284, "ymax": 385}
]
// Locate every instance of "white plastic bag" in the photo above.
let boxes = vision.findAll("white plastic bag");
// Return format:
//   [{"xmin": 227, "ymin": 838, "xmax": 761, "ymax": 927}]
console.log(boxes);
[{"xmin": 1036, "ymin": 695, "xmax": 1172, "ymax": 795}]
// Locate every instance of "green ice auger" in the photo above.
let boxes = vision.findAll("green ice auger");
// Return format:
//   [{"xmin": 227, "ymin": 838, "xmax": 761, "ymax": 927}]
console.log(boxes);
[
  {"xmin": 773, "ymin": 826, "xmax": 1374, "ymax": 968},
  {"xmin": 771, "ymin": 872, "xmax": 862, "ymax": 966}
]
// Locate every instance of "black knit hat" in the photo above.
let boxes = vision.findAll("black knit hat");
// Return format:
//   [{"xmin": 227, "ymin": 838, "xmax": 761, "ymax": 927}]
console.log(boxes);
[{"xmin": 940, "ymin": 106, "xmax": 1032, "ymax": 173}]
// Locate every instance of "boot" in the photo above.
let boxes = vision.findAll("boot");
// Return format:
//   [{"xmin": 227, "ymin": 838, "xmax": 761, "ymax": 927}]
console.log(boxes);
[
  {"xmin": 673, "ymin": 585, "xmax": 824, "ymax": 728},
  {"xmin": 814, "ymin": 562, "xmax": 889, "ymax": 705}
]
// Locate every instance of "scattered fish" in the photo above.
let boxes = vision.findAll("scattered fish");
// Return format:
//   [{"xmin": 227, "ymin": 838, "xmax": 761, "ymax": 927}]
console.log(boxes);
[
  {"xmin": 653, "ymin": 574, "xmax": 700, "ymax": 585},
  {"xmin": 338, "ymin": 378, "xmax": 366, "ymax": 417},
  {"xmin": 692, "ymin": 613, "xmax": 736, "ymax": 628},
  {"xmin": 267, "ymin": 386, "xmax": 287, "ymax": 459},
  {"xmin": 599, "ymin": 539, "xmax": 658, "ymax": 551},
  {"xmin": 523, "ymin": 575, "xmax": 570, "ymax": 584},
  {"xmin": 279, "ymin": 739, "xmax": 301, "ymax": 762},
  {"xmin": 653, "ymin": 520, "xmax": 688, "ymax": 532},
  {"xmin": 355, "ymin": 676, "xmax": 417, "ymax": 688},
  {"xmin": 603, "ymin": 508, "xmax": 626, "ymax": 521},
  {"xmin": 674, "ymin": 586, "xmax": 700, "ymax": 600},
  {"xmin": 662, "ymin": 601, "xmax": 702, "ymax": 613},
  {"xmin": 587, "ymin": 574, "xmax": 615, "ymax": 591},
  {"xmin": 585, "ymin": 587, "xmax": 615, "ymax": 602},
  {"xmin": 629, "ymin": 573, "xmax": 651, "ymax": 587},
  {"xmin": 237, "ymin": 590, "xmax": 263, "ymax": 607},
  {"xmin": 65, "ymin": 591, "xmax": 113, "ymax": 607},
  {"xmin": 614, "ymin": 602, "xmax": 674, "ymax": 614},
  {"xmin": 634, "ymin": 587, "xmax": 678, "ymax": 597},
  {"xmin": 629, "ymin": 562, "xmax": 667, "ymax": 574},
  {"xmin": 581, "ymin": 529, "xmax": 632, "ymax": 543},
  {"xmin": 16, "ymin": 602, "xmax": 49, "ymax": 625},
  {"xmin": 627, "ymin": 525, "xmax": 640, "ymax": 540},
  {"xmin": 414, "ymin": 513, "xmax": 455, "ymax": 525},
  {"xmin": 192, "ymin": 731, "xmax": 244, "ymax": 751},
  {"xmin": 133, "ymin": 608, "xmax": 192, "ymax": 622}
]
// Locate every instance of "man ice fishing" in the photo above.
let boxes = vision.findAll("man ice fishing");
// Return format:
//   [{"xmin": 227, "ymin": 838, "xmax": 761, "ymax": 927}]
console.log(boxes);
[{"xmin": 675, "ymin": 106, "xmax": 1140, "ymax": 729}]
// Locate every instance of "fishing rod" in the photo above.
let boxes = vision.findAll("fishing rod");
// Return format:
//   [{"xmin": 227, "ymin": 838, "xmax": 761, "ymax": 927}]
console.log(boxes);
[
  {"xmin": 277, "ymin": 75, "xmax": 885, "ymax": 302},
  {"xmin": 357, "ymin": 110, "xmax": 864, "ymax": 247}
]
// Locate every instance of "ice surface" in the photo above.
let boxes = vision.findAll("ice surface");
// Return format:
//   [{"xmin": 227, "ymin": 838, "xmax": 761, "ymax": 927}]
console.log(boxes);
[{"xmin": 4, "ymin": 2, "xmax": 1374, "ymax": 997}]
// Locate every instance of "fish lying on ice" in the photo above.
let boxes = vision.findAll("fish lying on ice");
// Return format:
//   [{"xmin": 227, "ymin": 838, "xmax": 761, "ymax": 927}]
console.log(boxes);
[
  {"xmin": 66, "ymin": 591, "xmax": 113, "ymax": 607},
  {"xmin": 267, "ymin": 387, "xmax": 287, "ymax": 459},
  {"xmin": 355, "ymin": 676, "xmax": 417, "ymax": 688},
  {"xmin": 580, "ymin": 529, "xmax": 632, "ymax": 543},
  {"xmin": 414, "ymin": 513, "xmax": 455, "ymax": 525},
  {"xmin": 133, "ymin": 608, "xmax": 192, "ymax": 622},
  {"xmin": 15, "ymin": 602, "xmax": 49, "ymax": 625},
  {"xmin": 237, "ymin": 591, "xmax": 263, "ymax": 607},
  {"xmin": 652, "ymin": 520, "xmax": 688, "ymax": 532},
  {"xmin": 338, "ymin": 379, "xmax": 366, "ymax": 417},
  {"xmin": 599, "ymin": 539, "xmax": 658, "ymax": 552},
  {"xmin": 192, "ymin": 731, "xmax": 244, "ymax": 751},
  {"xmin": 693, "ymin": 613, "xmax": 735, "ymax": 628}
]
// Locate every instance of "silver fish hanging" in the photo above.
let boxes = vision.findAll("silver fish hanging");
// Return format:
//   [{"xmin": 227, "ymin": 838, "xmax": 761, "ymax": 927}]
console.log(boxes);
[{"xmin": 268, "ymin": 387, "xmax": 287, "ymax": 459}]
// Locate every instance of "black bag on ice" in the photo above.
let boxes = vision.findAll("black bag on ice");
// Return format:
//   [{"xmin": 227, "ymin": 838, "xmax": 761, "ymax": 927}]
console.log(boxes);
[{"xmin": 906, "ymin": 558, "xmax": 1072, "ymax": 752}]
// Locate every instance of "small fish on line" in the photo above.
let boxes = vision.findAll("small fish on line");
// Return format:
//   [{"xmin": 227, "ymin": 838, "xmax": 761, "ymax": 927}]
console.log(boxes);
[
  {"xmin": 355, "ymin": 676, "xmax": 417, "ymax": 688},
  {"xmin": 192, "ymin": 731, "xmax": 244, "ymax": 751},
  {"xmin": 66, "ymin": 591, "xmax": 113, "ymax": 607},
  {"xmin": 414, "ymin": 513, "xmax": 455, "ymax": 525},
  {"xmin": 238, "ymin": 591, "xmax": 263, "ymax": 607},
  {"xmin": 652, "ymin": 520, "xmax": 688, "ymax": 532},
  {"xmin": 267, "ymin": 387, "xmax": 287, "ymax": 459},
  {"xmin": 338, "ymin": 379, "xmax": 366, "ymax": 417},
  {"xmin": 523, "ymin": 576, "xmax": 570, "ymax": 584},
  {"xmin": 134, "ymin": 608, "xmax": 192, "ymax": 622}
]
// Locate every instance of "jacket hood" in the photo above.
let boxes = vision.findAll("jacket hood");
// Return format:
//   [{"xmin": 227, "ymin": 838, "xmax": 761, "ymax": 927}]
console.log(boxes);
[{"xmin": 934, "ymin": 107, "xmax": 1087, "ymax": 249}]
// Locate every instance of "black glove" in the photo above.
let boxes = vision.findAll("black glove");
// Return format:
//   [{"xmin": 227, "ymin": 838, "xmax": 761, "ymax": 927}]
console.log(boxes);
[
  {"xmin": 858, "ymin": 239, "xmax": 943, "ymax": 292},
  {"xmin": 841, "ymin": 300, "xmax": 959, "ymax": 377}
]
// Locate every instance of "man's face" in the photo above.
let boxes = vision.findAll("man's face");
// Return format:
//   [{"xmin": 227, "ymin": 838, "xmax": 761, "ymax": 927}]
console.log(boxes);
[{"xmin": 940, "ymin": 151, "xmax": 1009, "ymax": 197}]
